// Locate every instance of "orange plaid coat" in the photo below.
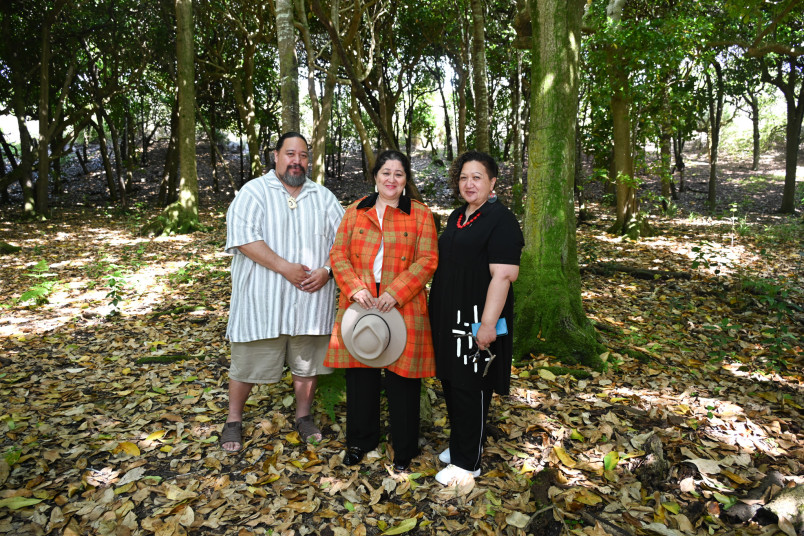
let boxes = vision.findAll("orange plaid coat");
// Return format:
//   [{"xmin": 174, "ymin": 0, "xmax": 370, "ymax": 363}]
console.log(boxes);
[{"xmin": 324, "ymin": 194, "xmax": 438, "ymax": 378}]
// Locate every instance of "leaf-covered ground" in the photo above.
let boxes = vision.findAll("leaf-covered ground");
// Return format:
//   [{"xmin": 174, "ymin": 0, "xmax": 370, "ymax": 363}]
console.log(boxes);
[{"xmin": 1, "ymin": 153, "xmax": 803, "ymax": 536}]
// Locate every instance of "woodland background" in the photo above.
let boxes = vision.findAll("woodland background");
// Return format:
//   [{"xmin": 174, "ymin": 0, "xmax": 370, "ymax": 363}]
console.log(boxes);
[{"xmin": 1, "ymin": 0, "xmax": 803, "ymax": 535}]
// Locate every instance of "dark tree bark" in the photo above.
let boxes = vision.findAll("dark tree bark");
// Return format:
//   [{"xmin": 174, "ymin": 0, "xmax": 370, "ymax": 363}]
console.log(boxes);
[{"xmin": 761, "ymin": 56, "xmax": 804, "ymax": 214}]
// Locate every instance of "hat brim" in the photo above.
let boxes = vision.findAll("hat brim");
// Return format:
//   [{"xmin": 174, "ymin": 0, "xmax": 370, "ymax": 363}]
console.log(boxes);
[{"xmin": 340, "ymin": 303, "xmax": 407, "ymax": 367}]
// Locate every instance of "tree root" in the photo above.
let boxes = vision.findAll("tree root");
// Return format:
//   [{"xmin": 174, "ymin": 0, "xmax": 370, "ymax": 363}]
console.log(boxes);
[{"xmin": 581, "ymin": 262, "xmax": 691, "ymax": 280}]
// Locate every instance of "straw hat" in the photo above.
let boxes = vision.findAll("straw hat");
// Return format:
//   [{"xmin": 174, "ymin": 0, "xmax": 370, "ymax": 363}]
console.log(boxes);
[{"xmin": 340, "ymin": 303, "xmax": 407, "ymax": 367}]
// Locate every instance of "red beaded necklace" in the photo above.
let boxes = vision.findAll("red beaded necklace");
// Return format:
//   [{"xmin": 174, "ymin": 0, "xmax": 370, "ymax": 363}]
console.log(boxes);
[{"xmin": 456, "ymin": 211, "xmax": 481, "ymax": 229}]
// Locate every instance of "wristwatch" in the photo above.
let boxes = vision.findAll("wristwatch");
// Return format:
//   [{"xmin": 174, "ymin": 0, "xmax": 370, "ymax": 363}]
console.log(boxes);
[{"xmin": 323, "ymin": 266, "xmax": 333, "ymax": 279}]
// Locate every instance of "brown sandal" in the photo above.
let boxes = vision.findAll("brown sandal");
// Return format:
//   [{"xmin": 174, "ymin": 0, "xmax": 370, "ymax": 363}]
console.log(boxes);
[
  {"xmin": 220, "ymin": 421, "xmax": 243, "ymax": 452},
  {"xmin": 295, "ymin": 415, "xmax": 322, "ymax": 443}
]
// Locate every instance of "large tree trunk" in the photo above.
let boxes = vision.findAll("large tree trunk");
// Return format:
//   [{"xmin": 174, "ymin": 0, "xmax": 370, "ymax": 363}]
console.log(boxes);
[
  {"xmin": 515, "ymin": 0, "xmax": 602, "ymax": 368},
  {"xmin": 277, "ymin": 0, "xmax": 300, "ymax": 132},
  {"xmin": 144, "ymin": 0, "xmax": 199, "ymax": 235},
  {"xmin": 470, "ymin": 0, "xmax": 490, "ymax": 154},
  {"xmin": 705, "ymin": 60, "xmax": 724, "ymax": 211}
]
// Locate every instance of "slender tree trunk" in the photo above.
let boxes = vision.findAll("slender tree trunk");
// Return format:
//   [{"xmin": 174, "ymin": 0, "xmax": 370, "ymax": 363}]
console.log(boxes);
[
  {"xmin": 103, "ymin": 109, "xmax": 127, "ymax": 207},
  {"xmin": 659, "ymin": 83, "xmax": 672, "ymax": 212},
  {"xmin": 50, "ymin": 133, "xmax": 62, "ymax": 196},
  {"xmin": 36, "ymin": 12, "xmax": 53, "ymax": 217},
  {"xmin": 705, "ymin": 61, "xmax": 724, "ymax": 211},
  {"xmin": 434, "ymin": 67, "xmax": 453, "ymax": 160},
  {"xmin": 210, "ymin": 107, "xmax": 219, "ymax": 193},
  {"xmin": 232, "ymin": 43, "xmax": 262, "ymax": 180},
  {"xmin": 749, "ymin": 93, "xmax": 760, "ymax": 171},
  {"xmin": 349, "ymin": 94, "xmax": 376, "ymax": 180},
  {"xmin": 608, "ymin": 65, "xmax": 637, "ymax": 234},
  {"xmin": 470, "ymin": 0, "xmax": 490, "ymax": 153},
  {"xmin": 512, "ymin": 50, "xmax": 522, "ymax": 186},
  {"xmin": 516, "ymin": 0, "xmax": 602, "ymax": 368},
  {"xmin": 511, "ymin": 50, "xmax": 523, "ymax": 214},
  {"xmin": 158, "ymin": 101, "xmax": 179, "ymax": 205},
  {"xmin": 298, "ymin": 0, "xmax": 340, "ymax": 185},
  {"xmin": 95, "ymin": 114, "xmax": 119, "ymax": 202},
  {"xmin": 781, "ymin": 95, "xmax": 802, "ymax": 213},
  {"xmin": 277, "ymin": 0, "xmax": 300, "ymax": 132}
]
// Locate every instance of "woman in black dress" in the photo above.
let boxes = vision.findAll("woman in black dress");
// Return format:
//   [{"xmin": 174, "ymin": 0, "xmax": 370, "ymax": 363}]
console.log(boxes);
[{"xmin": 429, "ymin": 150, "xmax": 524, "ymax": 485}]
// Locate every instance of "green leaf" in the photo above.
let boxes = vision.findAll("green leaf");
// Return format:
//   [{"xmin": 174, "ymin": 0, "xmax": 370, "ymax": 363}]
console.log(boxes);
[
  {"xmin": 345, "ymin": 501, "xmax": 355, "ymax": 512},
  {"xmin": 603, "ymin": 451, "xmax": 620, "ymax": 472},
  {"xmin": 382, "ymin": 518, "xmax": 417, "ymax": 534},
  {"xmin": 713, "ymin": 492, "xmax": 736, "ymax": 509},
  {"xmin": 0, "ymin": 496, "xmax": 43, "ymax": 510}
]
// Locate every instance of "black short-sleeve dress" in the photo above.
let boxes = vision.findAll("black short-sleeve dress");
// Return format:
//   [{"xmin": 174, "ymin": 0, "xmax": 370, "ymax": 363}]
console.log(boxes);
[{"xmin": 429, "ymin": 200, "xmax": 525, "ymax": 394}]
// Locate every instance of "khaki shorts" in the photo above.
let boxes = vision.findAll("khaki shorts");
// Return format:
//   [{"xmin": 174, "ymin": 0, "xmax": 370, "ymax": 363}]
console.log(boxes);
[{"xmin": 230, "ymin": 335, "xmax": 331, "ymax": 383}]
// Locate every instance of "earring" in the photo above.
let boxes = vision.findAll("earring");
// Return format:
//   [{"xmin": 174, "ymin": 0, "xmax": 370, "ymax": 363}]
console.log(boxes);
[
  {"xmin": 374, "ymin": 184, "xmax": 378, "ymax": 193},
  {"xmin": 403, "ymin": 187, "xmax": 407, "ymax": 196},
  {"xmin": 488, "ymin": 190, "xmax": 498, "ymax": 203}
]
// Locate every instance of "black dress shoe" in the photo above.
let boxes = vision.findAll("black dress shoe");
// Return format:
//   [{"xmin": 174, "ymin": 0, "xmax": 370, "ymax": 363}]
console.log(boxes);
[
  {"xmin": 343, "ymin": 446, "xmax": 366, "ymax": 466},
  {"xmin": 393, "ymin": 459, "xmax": 411, "ymax": 472}
]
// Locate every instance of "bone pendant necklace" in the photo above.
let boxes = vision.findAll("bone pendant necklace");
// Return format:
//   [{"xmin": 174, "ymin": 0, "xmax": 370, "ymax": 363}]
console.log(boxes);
[{"xmin": 287, "ymin": 196, "xmax": 297, "ymax": 209}]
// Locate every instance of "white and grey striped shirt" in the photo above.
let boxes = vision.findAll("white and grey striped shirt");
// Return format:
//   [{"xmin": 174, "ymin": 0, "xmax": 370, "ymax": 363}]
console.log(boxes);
[{"xmin": 225, "ymin": 170, "xmax": 344, "ymax": 342}]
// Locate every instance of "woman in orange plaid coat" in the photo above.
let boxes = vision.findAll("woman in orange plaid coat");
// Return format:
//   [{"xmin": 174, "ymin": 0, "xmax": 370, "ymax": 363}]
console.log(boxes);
[{"xmin": 325, "ymin": 150, "xmax": 438, "ymax": 471}]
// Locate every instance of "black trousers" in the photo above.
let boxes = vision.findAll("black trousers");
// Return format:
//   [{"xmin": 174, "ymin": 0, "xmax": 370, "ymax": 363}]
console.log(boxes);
[
  {"xmin": 442, "ymin": 378, "xmax": 493, "ymax": 472},
  {"xmin": 345, "ymin": 367, "xmax": 421, "ymax": 461}
]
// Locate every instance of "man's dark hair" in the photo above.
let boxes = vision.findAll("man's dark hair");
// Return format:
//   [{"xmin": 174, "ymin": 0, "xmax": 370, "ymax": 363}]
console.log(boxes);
[
  {"xmin": 275, "ymin": 131, "xmax": 309, "ymax": 152},
  {"xmin": 448, "ymin": 150, "xmax": 499, "ymax": 198},
  {"xmin": 371, "ymin": 150, "xmax": 412, "ymax": 185}
]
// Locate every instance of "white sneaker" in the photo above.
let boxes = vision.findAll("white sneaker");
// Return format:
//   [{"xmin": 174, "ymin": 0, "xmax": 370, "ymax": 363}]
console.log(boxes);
[
  {"xmin": 435, "ymin": 464, "xmax": 481, "ymax": 485},
  {"xmin": 439, "ymin": 447, "xmax": 482, "ymax": 465}
]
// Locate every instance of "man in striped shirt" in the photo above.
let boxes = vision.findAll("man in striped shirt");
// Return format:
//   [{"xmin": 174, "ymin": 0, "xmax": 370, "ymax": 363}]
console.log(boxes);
[{"xmin": 221, "ymin": 132, "xmax": 344, "ymax": 452}]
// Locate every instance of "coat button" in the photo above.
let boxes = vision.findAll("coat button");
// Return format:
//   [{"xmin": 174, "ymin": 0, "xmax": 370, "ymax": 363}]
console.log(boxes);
[{"xmin": 401, "ymin": 256, "xmax": 406, "ymax": 261}]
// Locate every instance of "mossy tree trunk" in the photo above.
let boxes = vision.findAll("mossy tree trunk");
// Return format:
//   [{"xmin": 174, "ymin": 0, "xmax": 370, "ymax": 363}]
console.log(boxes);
[
  {"xmin": 143, "ymin": 0, "xmax": 199, "ymax": 236},
  {"xmin": 514, "ymin": 0, "xmax": 602, "ymax": 369}
]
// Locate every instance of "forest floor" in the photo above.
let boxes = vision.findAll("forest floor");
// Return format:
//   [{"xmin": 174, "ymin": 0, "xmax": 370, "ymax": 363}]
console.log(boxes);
[{"xmin": 0, "ymin": 142, "xmax": 802, "ymax": 536}]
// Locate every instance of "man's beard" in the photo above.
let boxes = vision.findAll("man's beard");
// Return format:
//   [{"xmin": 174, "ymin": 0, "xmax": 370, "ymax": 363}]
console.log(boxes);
[{"xmin": 279, "ymin": 165, "xmax": 306, "ymax": 187}]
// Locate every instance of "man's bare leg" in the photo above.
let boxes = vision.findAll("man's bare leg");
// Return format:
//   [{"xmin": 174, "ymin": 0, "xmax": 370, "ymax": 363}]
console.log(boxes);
[{"xmin": 223, "ymin": 379, "xmax": 254, "ymax": 451}]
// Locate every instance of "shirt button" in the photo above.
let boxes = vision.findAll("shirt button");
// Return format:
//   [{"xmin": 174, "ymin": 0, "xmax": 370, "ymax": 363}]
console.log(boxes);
[
  {"xmin": 359, "ymin": 230, "xmax": 363, "ymax": 234},
  {"xmin": 403, "ymin": 232, "xmax": 408, "ymax": 236},
  {"xmin": 401, "ymin": 256, "xmax": 406, "ymax": 261}
]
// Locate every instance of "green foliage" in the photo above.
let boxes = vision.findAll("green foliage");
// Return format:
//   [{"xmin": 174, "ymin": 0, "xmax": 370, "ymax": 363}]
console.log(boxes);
[
  {"xmin": 105, "ymin": 269, "xmax": 125, "ymax": 316},
  {"xmin": 316, "ymin": 369, "xmax": 346, "ymax": 422},
  {"xmin": 18, "ymin": 260, "xmax": 60, "ymax": 306},
  {"xmin": 690, "ymin": 241, "xmax": 724, "ymax": 275}
]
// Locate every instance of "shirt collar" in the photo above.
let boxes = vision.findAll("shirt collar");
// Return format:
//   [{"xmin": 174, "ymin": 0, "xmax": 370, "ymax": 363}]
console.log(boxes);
[{"xmin": 357, "ymin": 193, "xmax": 411, "ymax": 215}]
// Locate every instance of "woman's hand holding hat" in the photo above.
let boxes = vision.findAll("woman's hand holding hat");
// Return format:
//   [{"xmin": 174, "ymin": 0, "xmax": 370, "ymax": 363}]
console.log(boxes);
[
  {"xmin": 351, "ymin": 289, "xmax": 376, "ymax": 310},
  {"xmin": 376, "ymin": 292, "xmax": 398, "ymax": 313}
]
